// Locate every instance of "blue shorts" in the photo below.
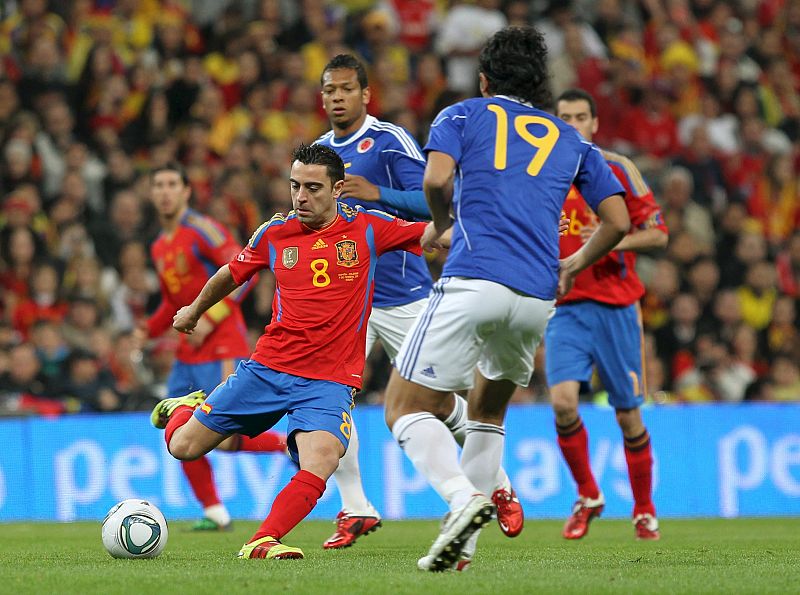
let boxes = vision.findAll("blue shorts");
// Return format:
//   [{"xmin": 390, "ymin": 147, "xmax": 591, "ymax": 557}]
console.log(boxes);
[
  {"xmin": 544, "ymin": 301, "xmax": 645, "ymax": 409},
  {"xmin": 192, "ymin": 359, "xmax": 355, "ymax": 462},
  {"xmin": 166, "ymin": 359, "xmax": 243, "ymax": 397}
]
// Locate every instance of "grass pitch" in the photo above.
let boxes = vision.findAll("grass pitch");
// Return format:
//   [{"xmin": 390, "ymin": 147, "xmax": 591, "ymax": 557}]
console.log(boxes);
[{"xmin": 2, "ymin": 518, "xmax": 799, "ymax": 594}]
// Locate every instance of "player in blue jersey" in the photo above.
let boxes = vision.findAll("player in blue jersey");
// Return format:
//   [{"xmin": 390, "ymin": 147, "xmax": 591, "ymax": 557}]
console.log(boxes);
[
  {"xmin": 315, "ymin": 54, "xmax": 521, "ymax": 550},
  {"xmin": 385, "ymin": 27, "xmax": 632, "ymax": 571}
]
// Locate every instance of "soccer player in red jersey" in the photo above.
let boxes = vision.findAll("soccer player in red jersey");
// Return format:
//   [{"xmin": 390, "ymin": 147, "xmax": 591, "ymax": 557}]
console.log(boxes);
[
  {"xmin": 546, "ymin": 89, "xmax": 669, "ymax": 540},
  {"xmin": 139, "ymin": 164, "xmax": 287, "ymax": 531},
  {"xmin": 150, "ymin": 144, "xmax": 435, "ymax": 559}
]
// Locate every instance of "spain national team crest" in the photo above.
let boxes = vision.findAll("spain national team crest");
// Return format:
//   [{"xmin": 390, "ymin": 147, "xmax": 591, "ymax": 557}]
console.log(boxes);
[
  {"xmin": 357, "ymin": 137, "xmax": 374, "ymax": 153},
  {"xmin": 282, "ymin": 246, "xmax": 299, "ymax": 268},
  {"xmin": 335, "ymin": 240, "xmax": 359, "ymax": 267}
]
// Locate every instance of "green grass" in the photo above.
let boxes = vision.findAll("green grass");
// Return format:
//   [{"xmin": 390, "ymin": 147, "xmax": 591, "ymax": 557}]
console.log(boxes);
[{"xmin": 2, "ymin": 519, "xmax": 799, "ymax": 594}]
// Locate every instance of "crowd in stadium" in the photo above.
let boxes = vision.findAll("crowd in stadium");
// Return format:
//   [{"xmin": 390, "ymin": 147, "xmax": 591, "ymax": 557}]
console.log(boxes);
[{"xmin": 0, "ymin": 0, "xmax": 798, "ymax": 415}]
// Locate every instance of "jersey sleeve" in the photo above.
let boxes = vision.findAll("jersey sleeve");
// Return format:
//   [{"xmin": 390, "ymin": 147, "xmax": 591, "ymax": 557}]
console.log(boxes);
[
  {"xmin": 606, "ymin": 161, "xmax": 668, "ymax": 233},
  {"xmin": 192, "ymin": 219, "xmax": 241, "ymax": 266},
  {"xmin": 366, "ymin": 210, "xmax": 426, "ymax": 256},
  {"xmin": 573, "ymin": 144, "xmax": 626, "ymax": 212},
  {"xmin": 424, "ymin": 102, "xmax": 467, "ymax": 163},
  {"xmin": 228, "ymin": 220, "xmax": 273, "ymax": 285}
]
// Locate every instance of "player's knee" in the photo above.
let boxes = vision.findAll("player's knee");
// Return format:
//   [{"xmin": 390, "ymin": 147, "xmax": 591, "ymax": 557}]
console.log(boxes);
[{"xmin": 167, "ymin": 433, "xmax": 205, "ymax": 461}]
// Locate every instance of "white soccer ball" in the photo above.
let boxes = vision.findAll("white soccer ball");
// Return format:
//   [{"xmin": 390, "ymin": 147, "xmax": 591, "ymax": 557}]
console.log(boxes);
[{"xmin": 101, "ymin": 499, "xmax": 168, "ymax": 559}]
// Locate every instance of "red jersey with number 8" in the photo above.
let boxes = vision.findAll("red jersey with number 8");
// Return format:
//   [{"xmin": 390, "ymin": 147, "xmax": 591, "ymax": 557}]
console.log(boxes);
[{"xmin": 228, "ymin": 203, "xmax": 426, "ymax": 388}]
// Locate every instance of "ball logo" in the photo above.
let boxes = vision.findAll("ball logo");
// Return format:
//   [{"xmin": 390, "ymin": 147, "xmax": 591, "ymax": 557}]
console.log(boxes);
[
  {"xmin": 357, "ymin": 138, "xmax": 374, "ymax": 153},
  {"xmin": 119, "ymin": 513, "xmax": 162, "ymax": 555}
]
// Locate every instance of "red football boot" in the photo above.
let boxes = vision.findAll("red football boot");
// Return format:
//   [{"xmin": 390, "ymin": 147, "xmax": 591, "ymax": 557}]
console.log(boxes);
[
  {"xmin": 491, "ymin": 488, "xmax": 523, "ymax": 537},
  {"xmin": 562, "ymin": 493, "xmax": 605, "ymax": 539},
  {"xmin": 322, "ymin": 510, "xmax": 382, "ymax": 549},
  {"xmin": 634, "ymin": 513, "xmax": 660, "ymax": 540}
]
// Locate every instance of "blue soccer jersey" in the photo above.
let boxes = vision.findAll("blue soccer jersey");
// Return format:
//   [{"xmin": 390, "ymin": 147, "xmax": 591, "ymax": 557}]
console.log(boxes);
[
  {"xmin": 316, "ymin": 115, "xmax": 433, "ymax": 307},
  {"xmin": 425, "ymin": 96, "xmax": 625, "ymax": 300}
]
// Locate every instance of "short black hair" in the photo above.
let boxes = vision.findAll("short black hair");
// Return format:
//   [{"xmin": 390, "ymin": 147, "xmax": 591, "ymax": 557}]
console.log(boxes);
[
  {"xmin": 321, "ymin": 54, "xmax": 369, "ymax": 88},
  {"xmin": 478, "ymin": 26, "xmax": 552, "ymax": 109},
  {"xmin": 150, "ymin": 162, "xmax": 189, "ymax": 186},
  {"xmin": 556, "ymin": 88, "xmax": 597, "ymax": 117},
  {"xmin": 292, "ymin": 144, "xmax": 345, "ymax": 187}
]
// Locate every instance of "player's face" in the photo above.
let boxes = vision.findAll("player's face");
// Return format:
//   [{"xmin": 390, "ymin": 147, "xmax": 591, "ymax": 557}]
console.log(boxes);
[
  {"xmin": 556, "ymin": 99, "xmax": 599, "ymax": 142},
  {"xmin": 321, "ymin": 68, "xmax": 370, "ymax": 134},
  {"xmin": 150, "ymin": 170, "xmax": 191, "ymax": 219},
  {"xmin": 290, "ymin": 161, "xmax": 344, "ymax": 229}
]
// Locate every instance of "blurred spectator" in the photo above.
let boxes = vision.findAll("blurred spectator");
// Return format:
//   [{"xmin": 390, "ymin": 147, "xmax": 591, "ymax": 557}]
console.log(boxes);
[
  {"xmin": 771, "ymin": 356, "xmax": 800, "ymax": 402},
  {"xmin": 61, "ymin": 348, "xmax": 121, "ymax": 412},
  {"xmin": 776, "ymin": 231, "xmax": 800, "ymax": 298},
  {"xmin": 737, "ymin": 260, "xmax": 778, "ymax": 331},
  {"xmin": 0, "ymin": 341, "xmax": 62, "ymax": 415},
  {"xmin": 435, "ymin": 0, "xmax": 506, "ymax": 94}
]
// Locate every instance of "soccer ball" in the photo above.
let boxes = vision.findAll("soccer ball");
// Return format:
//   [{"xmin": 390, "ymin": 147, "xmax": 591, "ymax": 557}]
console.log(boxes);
[{"xmin": 101, "ymin": 499, "xmax": 168, "ymax": 559}]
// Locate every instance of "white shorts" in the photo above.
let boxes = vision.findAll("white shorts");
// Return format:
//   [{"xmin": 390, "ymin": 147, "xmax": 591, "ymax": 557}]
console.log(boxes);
[
  {"xmin": 395, "ymin": 277, "xmax": 555, "ymax": 391},
  {"xmin": 366, "ymin": 298, "xmax": 429, "ymax": 361}
]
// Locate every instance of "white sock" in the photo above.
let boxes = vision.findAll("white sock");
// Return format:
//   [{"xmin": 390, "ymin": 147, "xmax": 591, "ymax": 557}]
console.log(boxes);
[
  {"xmin": 203, "ymin": 503, "xmax": 230, "ymax": 527},
  {"xmin": 393, "ymin": 412, "xmax": 475, "ymax": 511},
  {"xmin": 443, "ymin": 394, "xmax": 468, "ymax": 446},
  {"xmin": 461, "ymin": 421, "xmax": 505, "ymax": 497},
  {"xmin": 333, "ymin": 416, "xmax": 377, "ymax": 516},
  {"xmin": 445, "ymin": 396, "xmax": 511, "ymax": 492}
]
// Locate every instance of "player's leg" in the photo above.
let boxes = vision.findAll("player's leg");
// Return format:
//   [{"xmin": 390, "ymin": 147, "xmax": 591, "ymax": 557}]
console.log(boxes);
[
  {"xmin": 212, "ymin": 359, "xmax": 288, "ymax": 457},
  {"xmin": 153, "ymin": 361, "xmax": 231, "ymax": 531},
  {"xmin": 324, "ymin": 315, "xmax": 386, "ymax": 549},
  {"xmin": 461, "ymin": 290, "xmax": 554, "ymax": 542},
  {"xmin": 594, "ymin": 303, "xmax": 659, "ymax": 540},
  {"xmin": 390, "ymin": 278, "xmax": 498, "ymax": 571},
  {"xmin": 545, "ymin": 304, "xmax": 604, "ymax": 539},
  {"xmin": 240, "ymin": 376, "xmax": 353, "ymax": 560}
]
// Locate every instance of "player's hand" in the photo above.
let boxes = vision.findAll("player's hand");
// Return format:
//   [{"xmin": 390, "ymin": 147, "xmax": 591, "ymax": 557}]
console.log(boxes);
[
  {"xmin": 421, "ymin": 221, "xmax": 445, "ymax": 252},
  {"xmin": 186, "ymin": 315, "xmax": 214, "ymax": 347},
  {"xmin": 341, "ymin": 174, "xmax": 380, "ymax": 201},
  {"xmin": 557, "ymin": 254, "xmax": 581, "ymax": 299},
  {"xmin": 173, "ymin": 306, "xmax": 200, "ymax": 335},
  {"xmin": 559, "ymin": 211, "xmax": 569, "ymax": 236}
]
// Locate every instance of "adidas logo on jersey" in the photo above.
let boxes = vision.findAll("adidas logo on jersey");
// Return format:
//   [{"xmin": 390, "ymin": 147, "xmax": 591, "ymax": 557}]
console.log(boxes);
[
  {"xmin": 419, "ymin": 366, "xmax": 437, "ymax": 378},
  {"xmin": 312, "ymin": 239, "xmax": 328, "ymax": 250}
]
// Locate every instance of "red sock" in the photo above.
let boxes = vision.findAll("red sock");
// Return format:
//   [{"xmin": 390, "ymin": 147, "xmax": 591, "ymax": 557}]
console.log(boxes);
[
  {"xmin": 181, "ymin": 457, "xmax": 222, "ymax": 508},
  {"xmin": 624, "ymin": 430, "xmax": 655, "ymax": 517},
  {"xmin": 164, "ymin": 405, "xmax": 194, "ymax": 450},
  {"xmin": 251, "ymin": 470, "xmax": 326, "ymax": 541},
  {"xmin": 237, "ymin": 432, "xmax": 287, "ymax": 453},
  {"xmin": 556, "ymin": 417, "xmax": 600, "ymax": 500},
  {"xmin": 163, "ymin": 405, "xmax": 222, "ymax": 509}
]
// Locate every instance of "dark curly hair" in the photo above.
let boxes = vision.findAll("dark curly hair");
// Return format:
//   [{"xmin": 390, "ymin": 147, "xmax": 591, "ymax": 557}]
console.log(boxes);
[
  {"xmin": 478, "ymin": 26, "xmax": 552, "ymax": 110},
  {"xmin": 291, "ymin": 143, "xmax": 345, "ymax": 186}
]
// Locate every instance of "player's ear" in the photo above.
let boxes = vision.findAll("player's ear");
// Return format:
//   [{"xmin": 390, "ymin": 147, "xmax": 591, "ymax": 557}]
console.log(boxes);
[
  {"xmin": 478, "ymin": 73, "xmax": 490, "ymax": 97},
  {"xmin": 362, "ymin": 85, "xmax": 371, "ymax": 106},
  {"xmin": 592, "ymin": 116, "xmax": 599, "ymax": 136},
  {"xmin": 332, "ymin": 178, "xmax": 345, "ymax": 198}
]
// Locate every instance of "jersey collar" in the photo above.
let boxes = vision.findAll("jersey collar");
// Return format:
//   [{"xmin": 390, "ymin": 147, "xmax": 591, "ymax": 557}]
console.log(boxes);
[
  {"xmin": 494, "ymin": 94, "xmax": 533, "ymax": 107},
  {"xmin": 329, "ymin": 115, "xmax": 376, "ymax": 147}
]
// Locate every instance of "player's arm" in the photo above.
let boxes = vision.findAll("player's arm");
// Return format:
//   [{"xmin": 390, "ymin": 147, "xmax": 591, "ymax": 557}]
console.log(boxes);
[
  {"xmin": 191, "ymin": 220, "xmax": 247, "ymax": 329},
  {"xmin": 173, "ymin": 265, "xmax": 239, "ymax": 335},
  {"xmin": 422, "ymin": 150, "xmax": 455, "ymax": 238},
  {"xmin": 342, "ymin": 174, "xmax": 429, "ymax": 218},
  {"xmin": 559, "ymin": 194, "xmax": 629, "ymax": 297},
  {"xmin": 175, "ymin": 219, "xmax": 272, "ymax": 334}
]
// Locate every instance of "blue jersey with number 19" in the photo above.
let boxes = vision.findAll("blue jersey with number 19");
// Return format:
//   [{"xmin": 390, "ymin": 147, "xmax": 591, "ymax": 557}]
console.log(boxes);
[{"xmin": 424, "ymin": 95, "xmax": 625, "ymax": 300}]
